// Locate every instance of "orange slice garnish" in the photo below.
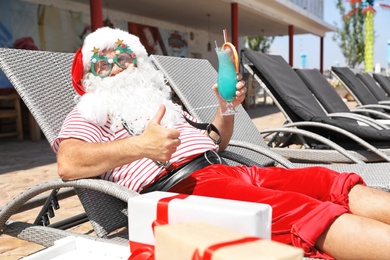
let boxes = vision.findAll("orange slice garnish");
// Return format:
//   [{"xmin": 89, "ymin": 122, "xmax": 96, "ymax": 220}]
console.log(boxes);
[{"xmin": 222, "ymin": 42, "xmax": 239, "ymax": 74}]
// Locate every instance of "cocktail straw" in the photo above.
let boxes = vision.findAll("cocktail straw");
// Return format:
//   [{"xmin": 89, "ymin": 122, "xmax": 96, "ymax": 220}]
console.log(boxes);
[
  {"xmin": 214, "ymin": 41, "xmax": 218, "ymax": 48},
  {"xmin": 223, "ymin": 29, "xmax": 227, "ymax": 43}
]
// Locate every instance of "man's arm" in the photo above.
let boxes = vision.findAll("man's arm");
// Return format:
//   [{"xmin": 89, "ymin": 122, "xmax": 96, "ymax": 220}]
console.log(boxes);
[
  {"xmin": 57, "ymin": 105, "xmax": 180, "ymax": 180},
  {"xmin": 209, "ymin": 78, "xmax": 246, "ymax": 151}
]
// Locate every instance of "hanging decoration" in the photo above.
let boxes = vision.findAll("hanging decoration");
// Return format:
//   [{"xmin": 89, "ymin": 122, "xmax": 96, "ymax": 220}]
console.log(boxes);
[
  {"xmin": 103, "ymin": 0, "xmax": 114, "ymax": 28},
  {"xmin": 344, "ymin": 0, "xmax": 390, "ymax": 72},
  {"xmin": 207, "ymin": 14, "xmax": 211, "ymax": 52}
]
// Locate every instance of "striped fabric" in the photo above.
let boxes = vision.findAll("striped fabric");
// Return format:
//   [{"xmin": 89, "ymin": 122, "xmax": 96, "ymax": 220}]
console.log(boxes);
[{"xmin": 52, "ymin": 107, "xmax": 217, "ymax": 192}]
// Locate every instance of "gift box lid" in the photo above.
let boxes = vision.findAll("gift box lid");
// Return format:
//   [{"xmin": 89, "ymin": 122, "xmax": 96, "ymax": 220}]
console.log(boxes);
[
  {"xmin": 154, "ymin": 222, "xmax": 303, "ymax": 260},
  {"xmin": 128, "ymin": 191, "xmax": 272, "ymax": 247}
]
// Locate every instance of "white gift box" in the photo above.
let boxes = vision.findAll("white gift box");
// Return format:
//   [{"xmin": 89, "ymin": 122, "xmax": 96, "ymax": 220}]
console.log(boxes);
[
  {"xmin": 128, "ymin": 191, "xmax": 272, "ymax": 252},
  {"xmin": 22, "ymin": 236, "xmax": 130, "ymax": 260}
]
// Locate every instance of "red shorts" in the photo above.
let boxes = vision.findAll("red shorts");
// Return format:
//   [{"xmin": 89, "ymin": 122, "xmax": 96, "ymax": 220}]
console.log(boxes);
[{"xmin": 168, "ymin": 165, "xmax": 365, "ymax": 259}]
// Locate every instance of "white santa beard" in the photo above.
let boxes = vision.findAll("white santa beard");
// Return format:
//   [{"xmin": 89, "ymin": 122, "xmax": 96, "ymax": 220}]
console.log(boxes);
[{"xmin": 77, "ymin": 64, "xmax": 185, "ymax": 135}]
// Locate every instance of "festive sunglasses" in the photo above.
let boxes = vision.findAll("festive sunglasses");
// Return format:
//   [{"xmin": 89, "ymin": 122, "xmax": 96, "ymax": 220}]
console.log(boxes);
[{"xmin": 90, "ymin": 40, "xmax": 137, "ymax": 78}]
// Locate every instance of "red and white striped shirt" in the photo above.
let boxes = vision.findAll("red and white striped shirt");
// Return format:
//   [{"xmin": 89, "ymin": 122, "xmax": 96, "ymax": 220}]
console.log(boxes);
[{"xmin": 52, "ymin": 107, "xmax": 217, "ymax": 192}]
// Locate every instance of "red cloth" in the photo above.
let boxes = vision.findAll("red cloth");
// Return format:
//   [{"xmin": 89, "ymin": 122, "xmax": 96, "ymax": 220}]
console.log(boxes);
[
  {"xmin": 169, "ymin": 165, "xmax": 365, "ymax": 259},
  {"xmin": 0, "ymin": 88, "xmax": 14, "ymax": 95},
  {"xmin": 71, "ymin": 48, "xmax": 85, "ymax": 96},
  {"xmin": 13, "ymin": 37, "xmax": 38, "ymax": 50}
]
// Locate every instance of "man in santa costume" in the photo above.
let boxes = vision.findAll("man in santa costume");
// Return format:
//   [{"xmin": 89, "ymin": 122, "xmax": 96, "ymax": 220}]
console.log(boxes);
[{"xmin": 53, "ymin": 27, "xmax": 390, "ymax": 259}]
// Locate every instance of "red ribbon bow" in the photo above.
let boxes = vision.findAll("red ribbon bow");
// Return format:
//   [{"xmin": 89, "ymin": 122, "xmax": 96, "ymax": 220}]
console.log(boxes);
[
  {"xmin": 191, "ymin": 237, "xmax": 260, "ymax": 260},
  {"xmin": 129, "ymin": 194, "xmax": 190, "ymax": 260}
]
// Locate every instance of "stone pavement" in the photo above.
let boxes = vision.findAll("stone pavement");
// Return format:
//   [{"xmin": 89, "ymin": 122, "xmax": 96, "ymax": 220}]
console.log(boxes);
[
  {"xmin": 0, "ymin": 138, "xmax": 91, "ymax": 259},
  {"xmin": 0, "ymin": 104, "xmax": 285, "ymax": 259}
]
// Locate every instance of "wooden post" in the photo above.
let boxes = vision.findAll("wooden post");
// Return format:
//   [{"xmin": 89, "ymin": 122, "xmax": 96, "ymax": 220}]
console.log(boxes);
[
  {"xmin": 289, "ymin": 25, "xmax": 294, "ymax": 67},
  {"xmin": 320, "ymin": 36, "xmax": 324, "ymax": 73},
  {"xmin": 90, "ymin": 0, "xmax": 103, "ymax": 32},
  {"xmin": 231, "ymin": 3, "xmax": 239, "ymax": 49}
]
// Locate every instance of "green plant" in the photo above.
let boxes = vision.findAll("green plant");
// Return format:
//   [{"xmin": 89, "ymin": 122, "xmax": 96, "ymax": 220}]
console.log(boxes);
[{"xmin": 245, "ymin": 36, "xmax": 275, "ymax": 53}]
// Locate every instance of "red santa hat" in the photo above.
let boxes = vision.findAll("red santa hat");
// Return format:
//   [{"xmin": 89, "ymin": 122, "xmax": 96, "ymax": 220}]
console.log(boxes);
[{"xmin": 71, "ymin": 27, "xmax": 148, "ymax": 96}]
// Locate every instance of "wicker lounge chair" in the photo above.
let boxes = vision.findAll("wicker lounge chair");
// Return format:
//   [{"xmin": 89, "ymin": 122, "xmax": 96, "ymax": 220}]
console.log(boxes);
[
  {"xmin": 295, "ymin": 68, "xmax": 390, "ymax": 122},
  {"xmin": 150, "ymin": 55, "xmax": 372, "ymax": 164},
  {"xmin": 356, "ymin": 72, "xmax": 390, "ymax": 105},
  {"xmin": 240, "ymin": 50, "xmax": 390, "ymax": 163},
  {"xmin": 149, "ymin": 54, "xmax": 390, "ymax": 190},
  {"xmin": 0, "ymin": 48, "xmax": 140, "ymax": 249},
  {"xmin": 373, "ymin": 73, "xmax": 390, "ymax": 96},
  {"xmin": 332, "ymin": 67, "xmax": 390, "ymax": 113},
  {"xmin": 0, "ymin": 48, "xmax": 277, "ymax": 251}
]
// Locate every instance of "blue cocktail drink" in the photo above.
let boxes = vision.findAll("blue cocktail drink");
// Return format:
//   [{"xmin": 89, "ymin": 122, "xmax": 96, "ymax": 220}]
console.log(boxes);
[{"xmin": 216, "ymin": 47, "xmax": 238, "ymax": 115}]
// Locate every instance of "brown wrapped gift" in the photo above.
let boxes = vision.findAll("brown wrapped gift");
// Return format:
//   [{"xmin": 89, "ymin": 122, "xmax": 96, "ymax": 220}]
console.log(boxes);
[{"xmin": 154, "ymin": 222, "xmax": 303, "ymax": 260}]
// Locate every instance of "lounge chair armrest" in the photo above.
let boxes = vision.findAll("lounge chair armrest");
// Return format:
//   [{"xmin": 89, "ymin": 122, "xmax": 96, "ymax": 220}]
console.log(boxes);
[
  {"xmin": 4, "ymin": 220, "xmax": 129, "ymax": 248},
  {"xmin": 350, "ymin": 108, "xmax": 390, "ymax": 120},
  {"xmin": 327, "ymin": 112, "xmax": 390, "ymax": 129},
  {"xmin": 355, "ymin": 104, "xmax": 390, "ymax": 112},
  {"xmin": 260, "ymin": 126, "xmax": 365, "ymax": 164},
  {"xmin": 225, "ymin": 140, "xmax": 295, "ymax": 168},
  {"xmin": 378, "ymin": 100, "xmax": 390, "ymax": 105},
  {"xmin": 281, "ymin": 122, "xmax": 390, "ymax": 162},
  {"xmin": 0, "ymin": 178, "xmax": 138, "ymax": 230}
]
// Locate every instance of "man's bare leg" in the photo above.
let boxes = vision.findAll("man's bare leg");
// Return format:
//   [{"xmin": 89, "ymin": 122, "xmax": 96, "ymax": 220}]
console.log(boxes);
[
  {"xmin": 348, "ymin": 185, "xmax": 390, "ymax": 224},
  {"xmin": 316, "ymin": 213, "xmax": 390, "ymax": 259},
  {"xmin": 314, "ymin": 185, "xmax": 390, "ymax": 259}
]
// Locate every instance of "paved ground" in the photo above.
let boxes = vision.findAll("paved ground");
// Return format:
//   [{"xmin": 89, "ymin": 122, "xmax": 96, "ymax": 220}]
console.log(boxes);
[
  {"xmin": 0, "ymin": 139, "xmax": 56, "ymax": 174},
  {"xmin": 0, "ymin": 137, "xmax": 89, "ymax": 259},
  {"xmin": 0, "ymin": 103, "xmax": 287, "ymax": 259}
]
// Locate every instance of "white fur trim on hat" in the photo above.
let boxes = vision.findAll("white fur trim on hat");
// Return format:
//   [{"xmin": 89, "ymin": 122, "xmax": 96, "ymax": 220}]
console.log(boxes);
[{"xmin": 81, "ymin": 27, "xmax": 148, "ymax": 71}]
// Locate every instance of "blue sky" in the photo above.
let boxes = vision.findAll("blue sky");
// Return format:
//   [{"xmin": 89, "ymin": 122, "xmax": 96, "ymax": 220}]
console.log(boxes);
[{"xmin": 270, "ymin": 0, "xmax": 390, "ymax": 71}]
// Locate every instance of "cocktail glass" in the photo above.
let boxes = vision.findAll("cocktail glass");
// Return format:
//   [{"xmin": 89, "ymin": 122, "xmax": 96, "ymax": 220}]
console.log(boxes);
[{"xmin": 215, "ymin": 47, "xmax": 238, "ymax": 115}]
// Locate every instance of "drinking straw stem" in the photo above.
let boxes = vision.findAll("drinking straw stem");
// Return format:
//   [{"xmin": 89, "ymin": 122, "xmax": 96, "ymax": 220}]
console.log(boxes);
[
  {"xmin": 214, "ymin": 41, "xmax": 218, "ymax": 49},
  {"xmin": 223, "ymin": 29, "xmax": 228, "ymax": 43}
]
